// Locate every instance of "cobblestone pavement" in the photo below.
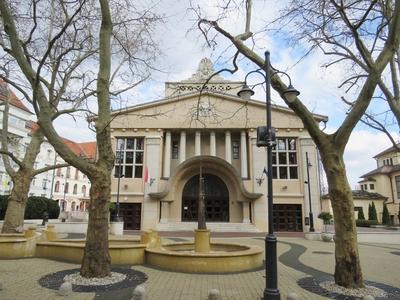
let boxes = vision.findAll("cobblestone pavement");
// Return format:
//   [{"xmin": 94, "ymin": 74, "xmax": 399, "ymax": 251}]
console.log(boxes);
[{"xmin": 0, "ymin": 237, "xmax": 399, "ymax": 300}]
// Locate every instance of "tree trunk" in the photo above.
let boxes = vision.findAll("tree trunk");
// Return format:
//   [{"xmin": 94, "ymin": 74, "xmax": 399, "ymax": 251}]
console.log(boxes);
[
  {"xmin": 321, "ymin": 149, "xmax": 364, "ymax": 288},
  {"xmin": 1, "ymin": 171, "xmax": 32, "ymax": 233},
  {"xmin": 80, "ymin": 172, "xmax": 111, "ymax": 277}
]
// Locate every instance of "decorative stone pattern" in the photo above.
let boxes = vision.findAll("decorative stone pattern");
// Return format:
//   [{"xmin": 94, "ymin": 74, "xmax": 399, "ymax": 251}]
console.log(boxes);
[
  {"xmin": 64, "ymin": 272, "xmax": 126, "ymax": 286},
  {"xmin": 320, "ymin": 281, "xmax": 386, "ymax": 298}
]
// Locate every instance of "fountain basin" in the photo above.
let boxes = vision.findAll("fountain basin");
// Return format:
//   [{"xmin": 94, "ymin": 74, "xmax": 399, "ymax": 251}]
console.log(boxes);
[
  {"xmin": 145, "ymin": 242, "xmax": 263, "ymax": 273},
  {"xmin": 36, "ymin": 236, "xmax": 146, "ymax": 265}
]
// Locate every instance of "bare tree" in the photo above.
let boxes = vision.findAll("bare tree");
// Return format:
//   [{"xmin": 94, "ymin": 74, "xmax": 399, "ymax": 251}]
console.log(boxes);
[
  {"xmin": 0, "ymin": 0, "xmax": 160, "ymax": 277},
  {"xmin": 194, "ymin": 0, "xmax": 400, "ymax": 288},
  {"xmin": 0, "ymin": 81, "xmax": 67, "ymax": 233}
]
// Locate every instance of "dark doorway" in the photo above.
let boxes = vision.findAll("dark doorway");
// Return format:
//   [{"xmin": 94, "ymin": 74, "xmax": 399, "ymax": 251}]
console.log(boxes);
[
  {"xmin": 273, "ymin": 204, "xmax": 303, "ymax": 232},
  {"xmin": 182, "ymin": 173, "xmax": 229, "ymax": 222},
  {"xmin": 119, "ymin": 203, "xmax": 141, "ymax": 230}
]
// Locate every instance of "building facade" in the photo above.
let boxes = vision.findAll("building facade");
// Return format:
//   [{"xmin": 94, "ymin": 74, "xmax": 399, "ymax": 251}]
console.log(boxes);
[
  {"xmin": 358, "ymin": 145, "xmax": 400, "ymax": 224},
  {"xmin": 109, "ymin": 59, "xmax": 327, "ymax": 232}
]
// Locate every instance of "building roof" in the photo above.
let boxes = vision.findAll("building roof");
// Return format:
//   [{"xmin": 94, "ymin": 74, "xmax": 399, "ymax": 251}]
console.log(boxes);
[
  {"xmin": 0, "ymin": 79, "xmax": 32, "ymax": 113},
  {"xmin": 322, "ymin": 190, "xmax": 387, "ymax": 201},
  {"xmin": 62, "ymin": 139, "xmax": 96, "ymax": 160},
  {"xmin": 360, "ymin": 165, "xmax": 400, "ymax": 178},
  {"xmin": 373, "ymin": 144, "xmax": 400, "ymax": 158}
]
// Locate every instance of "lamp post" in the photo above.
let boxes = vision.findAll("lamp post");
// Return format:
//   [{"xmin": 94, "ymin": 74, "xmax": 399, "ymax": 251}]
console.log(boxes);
[
  {"xmin": 237, "ymin": 51, "xmax": 299, "ymax": 300},
  {"xmin": 305, "ymin": 152, "xmax": 315, "ymax": 232}
]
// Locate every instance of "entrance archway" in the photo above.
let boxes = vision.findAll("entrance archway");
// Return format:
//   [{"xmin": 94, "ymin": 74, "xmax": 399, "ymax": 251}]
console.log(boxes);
[{"xmin": 182, "ymin": 173, "xmax": 229, "ymax": 222}]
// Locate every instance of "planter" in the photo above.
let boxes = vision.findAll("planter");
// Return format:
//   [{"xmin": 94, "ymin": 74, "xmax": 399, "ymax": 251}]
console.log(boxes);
[
  {"xmin": 321, "ymin": 232, "xmax": 334, "ymax": 242},
  {"xmin": 194, "ymin": 229, "xmax": 211, "ymax": 253},
  {"xmin": 110, "ymin": 221, "xmax": 124, "ymax": 235}
]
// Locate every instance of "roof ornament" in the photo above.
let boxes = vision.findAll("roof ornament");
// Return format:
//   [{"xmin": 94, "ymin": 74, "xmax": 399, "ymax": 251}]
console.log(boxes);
[{"xmin": 186, "ymin": 58, "xmax": 223, "ymax": 82}]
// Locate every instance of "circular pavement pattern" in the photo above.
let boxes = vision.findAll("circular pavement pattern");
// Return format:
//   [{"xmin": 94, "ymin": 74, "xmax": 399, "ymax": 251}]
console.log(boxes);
[
  {"xmin": 298, "ymin": 276, "xmax": 400, "ymax": 300},
  {"xmin": 38, "ymin": 267, "xmax": 147, "ymax": 293}
]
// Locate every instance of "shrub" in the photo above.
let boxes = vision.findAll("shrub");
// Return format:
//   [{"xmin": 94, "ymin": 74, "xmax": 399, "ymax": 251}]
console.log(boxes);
[
  {"xmin": 357, "ymin": 208, "xmax": 365, "ymax": 220},
  {"xmin": 368, "ymin": 202, "xmax": 378, "ymax": 221},
  {"xmin": 25, "ymin": 196, "xmax": 60, "ymax": 219},
  {"xmin": 382, "ymin": 204, "xmax": 390, "ymax": 225},
  {"xmin": 356, "ymin": 219, "xmax": 379, "ymax": 227},
  {"xmin": 318, "ymin": 212, "xmax": 333, "ymax": 224}
]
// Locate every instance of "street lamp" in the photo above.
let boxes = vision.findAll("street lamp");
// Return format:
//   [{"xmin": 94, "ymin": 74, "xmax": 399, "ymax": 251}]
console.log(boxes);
[
  {"xmin": 237, "ymin": 51, "xmax": 299, "ymax": 300},
  {"xmin": 305, "ymin": 152, "xmax": 315, "ymax": 232}
]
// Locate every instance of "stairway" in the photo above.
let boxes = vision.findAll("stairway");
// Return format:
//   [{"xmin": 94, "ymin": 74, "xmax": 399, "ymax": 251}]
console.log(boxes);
[{"xmin": 156, "ymin": 222, "xmax": 260, "ymax": 232}]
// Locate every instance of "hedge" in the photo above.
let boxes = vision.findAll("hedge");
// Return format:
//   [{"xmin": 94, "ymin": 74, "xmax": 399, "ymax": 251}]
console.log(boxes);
[
  {"xmin": 0, "ymin": 195, "xmax": 60, "ymax": 220},
  {"xmin": 356, "ymin": 219, "xmax": 379, "ymax": 227}
]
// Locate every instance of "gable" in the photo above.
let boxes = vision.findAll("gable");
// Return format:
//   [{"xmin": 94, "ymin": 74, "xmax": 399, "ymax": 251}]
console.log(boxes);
[{"xmin": 110, "ymin": 92, "xmax": 326, "ymax": 130}]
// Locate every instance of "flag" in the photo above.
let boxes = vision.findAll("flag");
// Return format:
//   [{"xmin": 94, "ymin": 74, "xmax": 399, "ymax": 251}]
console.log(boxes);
[{"xmin": 144, "ymin": 166, "xmax": 149, "ymax": 184}]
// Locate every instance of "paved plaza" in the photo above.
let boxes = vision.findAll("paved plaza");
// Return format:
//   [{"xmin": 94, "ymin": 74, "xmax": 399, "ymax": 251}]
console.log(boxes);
[{"xmin": 0, "ymin": 236, "xmax": 399, "ymax": 300}]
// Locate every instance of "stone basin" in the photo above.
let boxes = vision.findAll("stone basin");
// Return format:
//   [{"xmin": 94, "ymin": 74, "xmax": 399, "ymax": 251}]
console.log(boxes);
[{"xmin": 145, "ymin": 242, "xmax": 263, "ymax": 273}]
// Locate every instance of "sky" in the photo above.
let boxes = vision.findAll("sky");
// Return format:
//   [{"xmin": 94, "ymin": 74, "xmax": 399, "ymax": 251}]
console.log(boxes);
[{"xmin": 41, "ymin": 0, "xmax": 397, "ymax": 189}]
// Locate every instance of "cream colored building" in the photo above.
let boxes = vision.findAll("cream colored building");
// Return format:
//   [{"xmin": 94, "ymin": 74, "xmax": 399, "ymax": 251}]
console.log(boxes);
[
  {"xmin": 357, "ymin": 145, "xmax": 400, "ymax": 224},
  {"xmin": 109, "ymin": 59, "xmax": 327, "ymax": 232}
]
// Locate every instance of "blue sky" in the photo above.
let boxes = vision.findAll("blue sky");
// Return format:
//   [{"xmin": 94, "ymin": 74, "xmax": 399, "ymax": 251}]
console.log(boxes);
[{"xmin": 51, "ymin": 0, "xmax": 396, "ymax": 189}]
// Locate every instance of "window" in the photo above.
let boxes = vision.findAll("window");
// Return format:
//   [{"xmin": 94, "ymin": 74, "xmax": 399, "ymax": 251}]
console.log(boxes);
[
  {"xmin": 55, "ymin": 181, "xmax": 60, "ymax": 192},
  {"xmin": 82, "ymin": 185, "xmax": 87, "ymax": 197},
  {"xmin": 56, "ymin": 168, "xmax": 62, "ymax": 177},
  {"xmin": 369, "ymin": 184, "xmax": 375, "ymax": 190},
  {"xmin": 232, "ymin": 141, "xmax": 240, "ymax": 159},
  {"xmin": 114, "ymin": 137, "xmax": 144, "ymax": 178},
  {"xmin": 73, "ymin": 184, "xmax": 78, "ymax": 195},
  {"xmin": 71, "ymin": 201, "xmax": 76, "ymax": 211},
  {"xmin": 64, "ymin": 182, "xmax": 69, "ymax": 194},
  {"xmin": 172, "ymin": 141, "xmax": 179, "ymax": 159},
  {"xmin": 66, "ymin": 167, "xmax": 71, "ymax": 179},
  {"xmin": 272, "ymin": 138, "xmax": 298, "ymax": 179},
  {"xmin": 364, "ymin": 184, "xmax": 368, "ymax": 190},
  {"xmin": 42, "ymin": 179, "xmax": 47, "ymax": 190},
  {"xmin": 74, "ymin": 169, "xmax": 79, "ymax": 180},
  {"xmin": 396, "ymin": 176, "xmax": 400, "ymax": 199}
]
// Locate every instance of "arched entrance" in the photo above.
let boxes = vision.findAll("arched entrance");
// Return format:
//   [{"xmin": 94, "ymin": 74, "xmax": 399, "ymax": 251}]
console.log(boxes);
[{"xmin": 182, "ymin": 173, "xmax": 229, "ymax": 222}]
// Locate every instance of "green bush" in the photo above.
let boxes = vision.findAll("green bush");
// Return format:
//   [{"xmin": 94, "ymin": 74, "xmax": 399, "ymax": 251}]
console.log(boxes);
[
  {"xmin": 356, "ymin": 219, "xmax": 379, "ymax": 227},
  {"xmin": 357, "ymin": 208, "xmax": 365, "ymax": 220},
  {"xmin": 368, "ymin": 202, "xmax": 378, "ymax": 221},
  {"xmin": 318, "ymin": 212, "xmax": 333, "ymax": 224},
  {"xmin": 25, "ymin": 196, "xmax": 60, "ymax": 219},
  {"xmin": 382, "ymin": 204, "xmax": 390, "ymax": 225}
]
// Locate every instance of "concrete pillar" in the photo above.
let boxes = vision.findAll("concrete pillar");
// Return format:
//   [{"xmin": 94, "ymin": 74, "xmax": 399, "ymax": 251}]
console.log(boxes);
[
  {"xmin": 195, "ymin": 131, "xmax": 201, "ymax": 156},
  {"xmin": 242, "ymin": 202, "xmax": 250, "ymax": 223},
  {"xmin": 225, "ymin": 131, "xmax": 232, "ymax": 163},
  {"xmin": 163, "ymin": 131, "xmax": 171, "ymax": 178},
  {"xmin": 179, "ymin": 131, "xmax": 186, "ymax": 163},
  {"xmin": 210, "ymin": 131, "xmax": 216, "ymax": 156},
  {"xmin": 240, "ymin": 130, "xmax": 248, "ymax": 178},
  {"xmin": 159, "ymin": 201, "xmax": 169, "ymax": 223}
]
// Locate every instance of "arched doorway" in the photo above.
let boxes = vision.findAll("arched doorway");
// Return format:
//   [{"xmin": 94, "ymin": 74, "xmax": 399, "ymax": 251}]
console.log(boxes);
[{"xmin": 182, "ymin": 173, "xmax": 229, "ymax": 222}]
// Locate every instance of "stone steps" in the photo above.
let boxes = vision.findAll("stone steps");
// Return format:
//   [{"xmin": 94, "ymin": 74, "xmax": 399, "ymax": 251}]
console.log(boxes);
[{"xmin": 156, "ymin": 222, "xmax": 260, "ymax": 232}]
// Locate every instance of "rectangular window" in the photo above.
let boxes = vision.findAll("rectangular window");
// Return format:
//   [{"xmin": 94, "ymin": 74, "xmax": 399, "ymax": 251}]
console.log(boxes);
[
  {"xmin": 396, "ymin": 176, "xmax": 400, "ymax": 199},
  {"xmin": 272, "ymin": 138, "xmax": 298, "ymax": 179},
  {"xmin": 232, "ymin": 141, "xmax": 240, "ymax": 159},
  {"xmin": 369, "ymin": 183, "xmax": 375, "ymax": 190},
  {"xmin": 172, "ymin": 141, "xmax": 179, "ymax": 159},
  {"xmin": 114, "ymin": 137, "xmax": 144, "ymax": 178}
]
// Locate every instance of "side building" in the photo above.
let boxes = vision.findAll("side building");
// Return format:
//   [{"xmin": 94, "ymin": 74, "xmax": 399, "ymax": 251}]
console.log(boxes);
[{"xmin": 109, "ymin": 58, "xmax": 327, "ymax": 232}]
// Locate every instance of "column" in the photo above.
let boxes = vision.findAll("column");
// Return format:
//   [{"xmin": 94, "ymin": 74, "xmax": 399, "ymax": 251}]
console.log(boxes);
[
  {"xmin": 159, "ymin": 201, "xmax": 169, "ymax": 223},
  {"xmin": 225, "ymin": 131, "xmax": 232, "ymax": 163},
  {"xmin": 240, "ymin": 130, "xmax": 248, "ymax": 178},
  {"xmin": 163, "ymin": 131, "xmax": 171, "ymax": 178},
  {"xmin": 195, "ymin": 131, "xmax": 201, "ymax": 156},
  {"xmin": 242, "ymin": 202, "xmax": 250, "ymax": 223},
  {"xmin": 179, "ymin": 131, "xmax": 186, "ymax": 163},
  {"xmin": 210, "ymin": 131, "xmax": 216, "ymax": 156}
]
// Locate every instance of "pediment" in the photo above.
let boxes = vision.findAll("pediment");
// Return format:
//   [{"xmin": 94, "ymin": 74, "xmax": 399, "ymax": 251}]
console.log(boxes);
[{"xmin": 110, "ymin": 91, "xmax": 326, "ymax": 130}]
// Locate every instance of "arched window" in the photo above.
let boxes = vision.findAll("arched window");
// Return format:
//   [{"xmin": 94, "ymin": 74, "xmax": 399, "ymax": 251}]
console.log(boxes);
[
  {"xmin": 73, "ymin": 184, "xmax": 78, "ymax": 195},
  {"xmin": 75, "ymin": 169, "xmax": 79, "ymax": 180},
  {"xmin": 60, "ymin": 200, "xmax": 66, "ymax": 211},
  {"xmin": 66, "ymin": 167, "xmax": 71, "ymax": 178},
  {"xmin": 55, "ymin": 181, "xmax": 60, "ymax": 192},
  {"xmin": 64, "ymin": 182, "xmax": 69, "ymax": 194},
  {"xmin": 71, "ymin": 201, "xmax": 76, "ymax": 211},
  {"xmin": 82, "ymin": 185, "xmax": 87, "ymax": 197}
]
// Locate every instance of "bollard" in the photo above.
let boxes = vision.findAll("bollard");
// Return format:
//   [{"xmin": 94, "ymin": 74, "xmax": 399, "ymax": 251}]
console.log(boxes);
[
  {"xmin": 42, "ymin": 212, "xmax": 49, "ymax": 226},
  {"xmin": 362, "ymin": 296, "xmax": 375, "ymax": 300},
  {"xmin": 208, "ymin": 289, "xmax": 221, "ymax": 300},
  {"xmin": 287, "ymin": 292, "xmax": 299, "ymax": 300},
  {"xmin": 58, "ymin": 282, "xmax": 72, "ymax": 296},
  {"xmin": 132, "ymin": 285, "xmax": 146, "ymax": 300}
]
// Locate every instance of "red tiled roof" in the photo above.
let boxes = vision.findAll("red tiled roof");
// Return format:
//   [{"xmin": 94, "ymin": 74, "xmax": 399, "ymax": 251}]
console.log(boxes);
[
  {"xmin": 78, "ymin": 141, "xmax": 97, "ymax": 159},
  {"xmin": 62, "ymin": 138, "xmax": 96, "ymax": 160},
  {"xmin": 0, "ymin": 79, "xmax": 32, "ymax": 113}
]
